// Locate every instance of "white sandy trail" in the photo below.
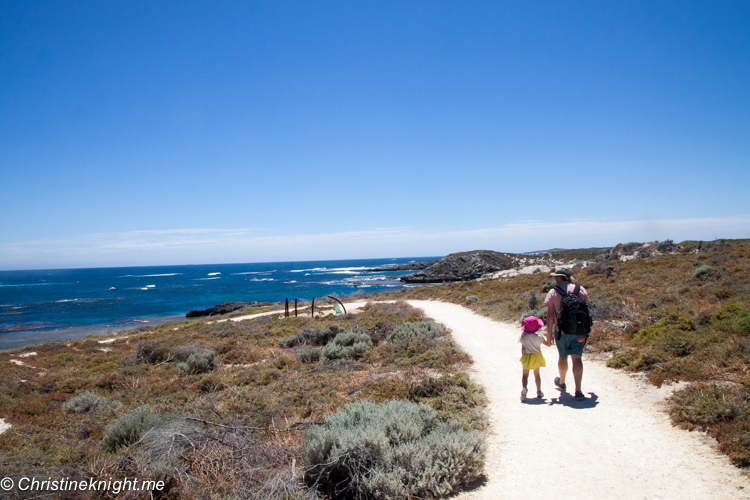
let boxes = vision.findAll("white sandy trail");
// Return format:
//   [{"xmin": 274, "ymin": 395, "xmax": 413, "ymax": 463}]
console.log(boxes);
[{"xmin": 407, "ymin": 300, "xmax": 750, "ymax": 500}]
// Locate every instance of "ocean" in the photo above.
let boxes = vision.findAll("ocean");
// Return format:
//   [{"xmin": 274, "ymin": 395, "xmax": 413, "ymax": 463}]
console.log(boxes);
[{"xmin": 0, "ymin": 257, "xmax": 435, "ymax": 350}]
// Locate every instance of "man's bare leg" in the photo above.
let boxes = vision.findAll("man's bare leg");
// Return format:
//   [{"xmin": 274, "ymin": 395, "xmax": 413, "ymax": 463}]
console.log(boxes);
[
  {"xmin": 558, "ymin": 356, "xmax": 568, "ymax": 385},
  {"xmin": 571, "ymin": 355, "xmax": 583, "ymax": 393}
]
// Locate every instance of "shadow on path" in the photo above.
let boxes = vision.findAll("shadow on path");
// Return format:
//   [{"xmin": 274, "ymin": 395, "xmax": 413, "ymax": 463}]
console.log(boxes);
[{"xmin": 547, "ymin": 392, "xmax": 599, "ymax": 409}]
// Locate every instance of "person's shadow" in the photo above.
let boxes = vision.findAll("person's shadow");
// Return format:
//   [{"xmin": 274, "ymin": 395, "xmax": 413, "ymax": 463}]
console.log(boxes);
[{"xmin": 546, "ymin": 391, "xmax": 599, "ymax": 408}]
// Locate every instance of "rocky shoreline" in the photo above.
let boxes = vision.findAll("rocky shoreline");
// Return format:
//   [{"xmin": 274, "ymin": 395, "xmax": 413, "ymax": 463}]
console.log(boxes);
[
  {"xmin": 186, "ymin": 301, "xmax": 258, "ymax": 318},
  {"xmin": 398, "ymin": 251, "xmax": 526, "ymax": 283}
]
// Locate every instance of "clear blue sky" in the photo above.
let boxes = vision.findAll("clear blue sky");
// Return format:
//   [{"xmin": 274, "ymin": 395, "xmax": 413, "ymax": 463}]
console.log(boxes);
[{"xmin": 1, "ymin": 1, "xmax": 749, "ymax": 269}]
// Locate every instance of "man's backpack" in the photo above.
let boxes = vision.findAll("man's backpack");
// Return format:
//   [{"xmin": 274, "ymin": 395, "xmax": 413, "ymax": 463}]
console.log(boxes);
[{"xmin": 555, "ymin": 284, "xmax": 593, "ymax": 335}]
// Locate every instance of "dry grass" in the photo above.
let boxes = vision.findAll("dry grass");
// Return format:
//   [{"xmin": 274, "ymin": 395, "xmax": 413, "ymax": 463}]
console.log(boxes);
[{"xmin": 0, "ymin": 300, "xmax": 484, "ymax": 498}]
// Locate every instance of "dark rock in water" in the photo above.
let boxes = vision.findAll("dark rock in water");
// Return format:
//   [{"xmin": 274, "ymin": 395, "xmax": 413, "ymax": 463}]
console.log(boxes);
[
  {"xmin": 401, "ymin": 251, "xmax": 522, "ymax": 283},
  {"xmin": 186, "ymin": 301, "xmax": 254, "ymax": 318}
]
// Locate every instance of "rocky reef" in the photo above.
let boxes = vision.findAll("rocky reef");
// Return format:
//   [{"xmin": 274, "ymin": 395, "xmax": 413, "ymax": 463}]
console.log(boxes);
[
  {"xmin": 186, "ymin": 301, "xmax": 255, "ymax": 318},
  {"xmin": 400, "ymin": 251, "xmax": 525, "ymax": 283}
]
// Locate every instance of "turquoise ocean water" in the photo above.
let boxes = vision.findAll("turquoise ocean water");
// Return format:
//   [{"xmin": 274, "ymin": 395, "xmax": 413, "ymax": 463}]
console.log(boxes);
[{"xmin": 0, "ymin": 257, "xmax": 434, "ymax": 350}]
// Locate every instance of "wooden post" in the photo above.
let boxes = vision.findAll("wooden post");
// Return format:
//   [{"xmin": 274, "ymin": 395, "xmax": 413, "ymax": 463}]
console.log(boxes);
[
  {"xmin": 311, "ymin": 298, "xmax": 315, "ymax": 318},
  {"xmin": 294, "ymin": 298, "xmax": 298, "ymax": 317},
  {"xmin": 285, "ymin": 298, "xmax": 289, "ymax": 318}
]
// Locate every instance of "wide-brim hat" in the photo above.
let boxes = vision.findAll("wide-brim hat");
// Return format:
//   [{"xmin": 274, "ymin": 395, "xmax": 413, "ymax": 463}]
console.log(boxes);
[
  {"xmin": 549, "ymin": 268, "xmax": 573, "ymax": 281},
  {"xmin": 522, "ymin": 316, "xmax": 544, "ymax": 333}
]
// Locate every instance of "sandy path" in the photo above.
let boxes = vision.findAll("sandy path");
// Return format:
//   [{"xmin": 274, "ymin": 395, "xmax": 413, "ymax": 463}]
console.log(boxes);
[{"xmin": 407, "ymin": 300, "xmax": 750, "ymax": 500}]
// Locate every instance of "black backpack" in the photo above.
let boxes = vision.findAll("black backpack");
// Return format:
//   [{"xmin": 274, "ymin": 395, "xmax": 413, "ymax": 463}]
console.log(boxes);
[{"xmin": 555, "ymin": 284, "xmax": 593, "ymax": 335}]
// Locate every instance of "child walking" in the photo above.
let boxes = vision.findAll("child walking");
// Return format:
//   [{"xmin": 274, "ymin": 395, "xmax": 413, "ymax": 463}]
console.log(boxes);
[{"xmin": 519, "ymin": 315, "xmax": 551, "ymax": 402}]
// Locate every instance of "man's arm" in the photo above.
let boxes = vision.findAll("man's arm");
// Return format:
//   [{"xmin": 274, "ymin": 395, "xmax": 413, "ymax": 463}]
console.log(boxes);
[
  {"xmin": 546, "ymin": 307, "xmax": 555, "ymax": 345},
  {"xmin": 544, "ymin": 290, "xmax": 556, "ymax": 344}
]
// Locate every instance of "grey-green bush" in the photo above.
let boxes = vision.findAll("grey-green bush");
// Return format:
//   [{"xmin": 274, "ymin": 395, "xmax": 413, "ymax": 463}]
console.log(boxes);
[
  {"xmin": 297, "ymin": 346, "xmax": 322, "ymax": 363},
  {"xmin": 103, "ymin": 405, "xmax": 163, "ymax": 451},
  {"xmin": 465, "ymin": 295, "xmax": 478, "ymax": 304},
  {"xmin": 280, "ymin": 325, "xmax": 345, "ymax": 348},
  {"xmin": 387, "ymin": 321, "xmax": 448, "ymax": 343},
  {"xmin": 323, "ymin": 331, "xmax": 373, "ymax": 360},
  {"xmin": 63, "ymin": 391, "xmax": 121, "ymax": 414},
  {"xmin": 692, "ymin": 265, "xmax": 713, "ymax": 279},
  {"xmin": 303, "ymin": 400, "xmax": 485, "ymax": 499},
  {"xmin": 176, "ymin": 350, "xmax": 215, "ymax": 375},
  {"xmin": 520, "ymin": 306, "xmax": 548, "ymax": 324}
]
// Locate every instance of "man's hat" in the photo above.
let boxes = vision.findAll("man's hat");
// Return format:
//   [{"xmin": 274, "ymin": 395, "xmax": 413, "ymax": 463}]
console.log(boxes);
[{"xmin": 549, "ymin": 268, "xmax": 573, "ymax": 281}]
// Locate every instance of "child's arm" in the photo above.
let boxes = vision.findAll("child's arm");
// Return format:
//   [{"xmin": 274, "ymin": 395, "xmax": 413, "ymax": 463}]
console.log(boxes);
[{"xmin": 542, "ymin": 335, "xmax": 552, "ymax": 347}]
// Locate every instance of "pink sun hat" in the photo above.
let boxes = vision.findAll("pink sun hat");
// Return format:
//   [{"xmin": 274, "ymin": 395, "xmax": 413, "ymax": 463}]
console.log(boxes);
[{"xmin": 522, "ymin": 316, "xmax": 544, "ymax": 333}]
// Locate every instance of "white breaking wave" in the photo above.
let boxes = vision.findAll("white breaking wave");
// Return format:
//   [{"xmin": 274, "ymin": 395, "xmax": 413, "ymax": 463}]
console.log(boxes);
[
  {"xmin": 207, "ymin": 272, "xmax": 221, "ymax": 276},
  {"xmin": 232, "ymin": 270, "xmax": 276, "ymax": 275},
  {"xmin": 195, "ymin": 277, "xmax": 221, "ymax": 280},
  {"xmin": 120, "ymin": 273, "xmax": 182, "ymax": 277},
  {"xmin": 250, "ymin": 278, "xmax": 274, "ymax": 282},
  {"xmin": 290, "ymin": 267, "xmax": 327, "ymax": 273}
]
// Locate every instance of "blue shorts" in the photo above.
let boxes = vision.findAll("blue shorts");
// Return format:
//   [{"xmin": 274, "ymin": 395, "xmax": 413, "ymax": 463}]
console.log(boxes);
[{"xmin": 556, "ymin": 331, "xmax": 588, "ymax": 358}]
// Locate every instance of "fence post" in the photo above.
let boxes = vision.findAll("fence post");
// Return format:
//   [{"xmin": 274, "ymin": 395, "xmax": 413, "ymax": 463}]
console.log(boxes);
[
  {"xmin": 294, "ymin": 298, "xmax": 298, "ymax": 317},
  {"xmin": 311, "ymin": 298, "xmax": 315, "ymax": 318},
  {"xmin": 285, "ymin": 298, "xmax": 289, "ymax": 318}
]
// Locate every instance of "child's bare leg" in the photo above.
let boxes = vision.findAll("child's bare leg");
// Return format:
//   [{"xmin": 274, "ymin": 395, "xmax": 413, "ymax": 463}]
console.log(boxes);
[
  {"xmin": 533, "ymin": 369, "xmax": 542, "ymax": 391},
  {"xmin": 522, "ymin": 369, "xmax": 530, "ymax": 387}
]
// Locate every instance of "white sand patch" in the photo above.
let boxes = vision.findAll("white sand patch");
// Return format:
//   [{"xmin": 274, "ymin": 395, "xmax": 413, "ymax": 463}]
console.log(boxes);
[
  {"xmin": 98, "ymin": 336, "xmax": 129, "ymax": 344},
  {"xmin": 407, "ymin": 300, "xmax": 750, "ymax": 500},
  {"xmin": 17, "ymin": 352, "xmax": 37, "ymax": 358},
  {"xmin": 0, "ymin": 418, "xmax": 11, "ymax": 435},
  {"xmin": 98, "ymin": 348, "xmax": 112, "ymax": 353},
  {"xmin": 10, "ymin": 359, "xmax": 25, "ymax": 366},
  {"xmin": 482, "ymin": 260, "xmax": 589, "ymax": 280}
]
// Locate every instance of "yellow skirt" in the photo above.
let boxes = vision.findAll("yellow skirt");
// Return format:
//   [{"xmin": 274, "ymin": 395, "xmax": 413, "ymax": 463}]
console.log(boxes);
[{"xmin": 520, "ymin": 352, "xmax": 546, "ymax": 370}]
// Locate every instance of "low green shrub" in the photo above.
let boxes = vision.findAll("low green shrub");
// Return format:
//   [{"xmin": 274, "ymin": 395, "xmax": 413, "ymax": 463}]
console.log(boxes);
[
  {"xmin": 632, "ymin": 313, "xmax": 695, "ymax": 344},
  {"xmin": 297, "ymin": 346, "xmax": 322, "ymax": 364},
  {"xmin": 733, "ymin": 311, "xmax": 750, "ymax": 336},
  {"xmin": 103, "ymin": 405, "xmax": 163, "ymax": 451},
  {"xmin": 408, "ymin": 373, "xmax": 488, "ymax": 430},
  {"xmin": 387, "ymin": 321, "xmax": 448, "ymax": 343},
  {"xmin": 173, "ymin": 343, "xmax": 209, "ymax": 361},
  {"xmin": 692, "ymin": 265, "xmax": 713, "ymax": 279},
  {"xmin": 132, "ymin": 340, "xmax": 170, "ymax": 364},
  {"xmin": 323, "ymin": 332, "xmax": 373, "ymax": 360},
  {"xmin": 280, "ymin": 325, "xmax": 345, "ymax": 348},
  {"xmin": 176, "ymin": 350, "xmax": 215, "ymax": 375},
  {"xmin": 465, "ymin": 295, "xmax": 478, "ymax": 304},
  {"xmin": 653, "ymin": 333, "xmax": 695, "ymax": 357},
  {"xmin": 62, "ymin": 391, "xmax": 122, "ymax": 414},
  {"xmin": 520, "ymin": 306, "xmax": 548, "ymax": 323},
  {"xmin": 303, "ymin": 400, "xmax": 485, "ymax": 499}
]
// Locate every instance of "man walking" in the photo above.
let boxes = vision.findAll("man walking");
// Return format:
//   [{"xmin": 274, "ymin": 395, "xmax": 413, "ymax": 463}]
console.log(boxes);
[{"xmin": 544, "ymin": 268, "xmax": 591, "ymax": 401}]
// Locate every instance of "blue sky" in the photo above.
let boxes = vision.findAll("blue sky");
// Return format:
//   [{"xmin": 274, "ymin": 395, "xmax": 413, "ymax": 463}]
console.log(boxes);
[{"xmin": 1, "ymin": 1, "xmax": 749, "ymax": 270}]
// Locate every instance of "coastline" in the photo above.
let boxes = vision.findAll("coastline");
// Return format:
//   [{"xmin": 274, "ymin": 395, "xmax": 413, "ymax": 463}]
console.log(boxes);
[{"xmin": 0, "ymin": 314, "xmax": 185, "ymax": 351}]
